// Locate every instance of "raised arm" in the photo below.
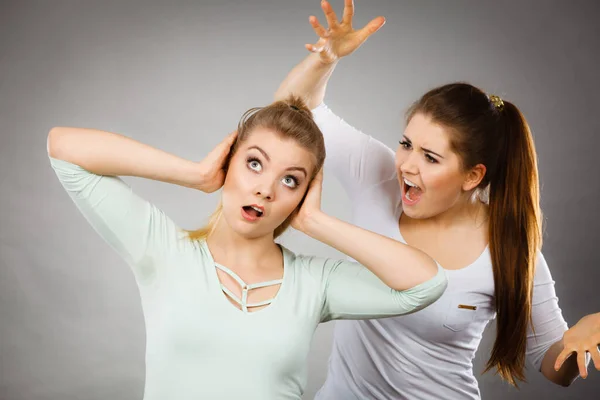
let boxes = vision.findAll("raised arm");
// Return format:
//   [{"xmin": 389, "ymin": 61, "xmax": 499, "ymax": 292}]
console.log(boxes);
[
  {"xmin": 275, "ymin": 1, "xmax": 394, "ymax": 195},
  {"xmin": 48, "ymin": 127, "xmax": 236, "ymax": 192},
  {"xmin": 293, "ymin": 171, "xmax": 441, "ymax": 292},
  {"xmin": 274, "ymin": 0, "xmax": 385, "ymax": 108},
  {"xmin": 47, "ymin": 127, "xmax": 236, "ymax": 282}
]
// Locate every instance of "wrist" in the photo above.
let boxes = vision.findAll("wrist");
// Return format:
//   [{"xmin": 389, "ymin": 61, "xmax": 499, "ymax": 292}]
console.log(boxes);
[
  {"xmin": 303, "ymin": 211, "xmax": 333, "ymax": 240},
  {"xmin": 299, "ymin": 210, "xmax": 325, "ymax": 235},
  {"xmin": 310, "ymin": 51, "xmax": 339, "ymax": 68},
  {"xmin": 317, "ymin": 56, "xmax": 340, "ymax": 68},
  {"xmin": 182, "ymin": 161, "xmax": 208, "ymax": 190}
]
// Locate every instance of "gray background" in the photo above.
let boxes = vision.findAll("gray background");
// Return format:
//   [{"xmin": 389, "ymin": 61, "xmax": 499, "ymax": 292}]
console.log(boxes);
[{"xmin": 1, "ymin": 0, "xmax": 599, "ymax": 399}]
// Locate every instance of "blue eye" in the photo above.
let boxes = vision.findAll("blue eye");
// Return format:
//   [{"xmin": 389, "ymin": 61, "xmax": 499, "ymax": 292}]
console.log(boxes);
[
  {"xmin": 247, "ymin": 157, "xmax": 262, "ymax": 172},
  {"xmin": 282, "ymin": 176, "xmax": 299, "ymax": 188}
]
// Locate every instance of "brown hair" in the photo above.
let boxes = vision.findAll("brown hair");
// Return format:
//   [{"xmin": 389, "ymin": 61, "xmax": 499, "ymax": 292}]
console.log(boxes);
[
  {"xmin": 406, "ymin": 83, "xmax": 542, "ymax": 386},
  {"xmin": 188, "ymin": 95, "xmax": 325, "ymax": 241}
]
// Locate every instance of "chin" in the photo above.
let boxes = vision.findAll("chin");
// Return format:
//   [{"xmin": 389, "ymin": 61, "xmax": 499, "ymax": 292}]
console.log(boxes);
[
  {"xmin": 402, "ymin": 203, "xmax": 435, "ymax": 220},
  {"xmin": 228, "ymin": 218, "xmax": 276, "ymax": 240},
  {"xmin": 228, "ymin": 222, "xmax": 265, "ymax": 239},
  {"xmin": 402, "ymin": 207, "xmax": 423, "ymax": 219}
]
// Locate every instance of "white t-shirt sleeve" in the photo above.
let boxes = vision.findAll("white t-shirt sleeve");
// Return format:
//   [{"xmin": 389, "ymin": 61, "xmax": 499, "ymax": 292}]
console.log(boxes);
[
  {"xmin": 311, "ymin": 103, "xmax": 397, "ymax": 196},
  {"xmin": 526, "ymin": 252, "xmax": 569, "ymax": 371}
]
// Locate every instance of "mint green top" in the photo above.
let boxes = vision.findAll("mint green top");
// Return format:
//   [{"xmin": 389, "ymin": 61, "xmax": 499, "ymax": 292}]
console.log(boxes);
[{"xmin": 50, "ymin": 157, "xmax": 447, "ymax": 400}]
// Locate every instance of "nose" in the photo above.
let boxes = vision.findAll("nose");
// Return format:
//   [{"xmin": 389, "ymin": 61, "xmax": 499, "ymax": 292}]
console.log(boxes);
[
  {"xmin": 399, "ymin": 152, "xmax": 419, "ymax": 176},
  {"xmin": 254, "ymin": 180, "xmax": 276, "ymax": 201}
]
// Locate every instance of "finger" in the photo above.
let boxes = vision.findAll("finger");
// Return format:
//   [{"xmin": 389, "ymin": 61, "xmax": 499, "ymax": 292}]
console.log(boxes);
[
  {"xmin": 578, "ymin": 351, "xmax": 588, "ymax": 379},
  {"xmin": 341, "ymin": 0, "xmax": 354, "ymax": 26},
  {"xmin": 207, "ymin": 131, "xmax": 237, "ymax": 161},
  {"xmin": 305, "ymin": 43, "xmax": 325, "ymax": 53},
  {"xmin": 357, "ymin": 16, "xmax": 386, "ymax": 42},
  {"xmin": 309, "ymin": 15, "xmax": 329, "ymax": 38},
  {"xmin": 226, "ymin": 130, "xmax": 238, "ymax": 144},
  {"xmin": 312, "ymin": 168, "xmax": 324, "ymax": 185},
  {"xmin": 554, "ymin": 349, "xmax": 573, "ymax": 371},
  {"xmin": 307, "ymin": 169, "xmax": 324, "ymax": 204},
  {"xmin": 219, "ymin": 131, "xmax": 237, "ymax": 152},
  {"xmin": 220, "ymin": 130, "xmax": 236, "ymax": 144},
  {"xmin": 590, "ymin": 346, "xmax": 600, "ymax": 371},
  {"xmin": 321, "ymin": 0, "xmax": 339, "ymax": 28}
]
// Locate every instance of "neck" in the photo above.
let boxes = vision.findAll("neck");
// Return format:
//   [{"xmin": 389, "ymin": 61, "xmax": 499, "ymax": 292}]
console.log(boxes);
[
  {"xmin": 411, "ymin": 192, "xmax": 489, "ymax": 230},
  {"xmin": 206, "ymin": 216, "xmax": 281, "ymax": 270}
]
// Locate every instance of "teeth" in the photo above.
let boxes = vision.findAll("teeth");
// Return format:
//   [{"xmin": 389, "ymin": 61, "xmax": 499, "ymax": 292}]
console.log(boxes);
[
  {"xmin": 404, "ymin": 178, "xmax": 419, "ymax": 188},
  {"xmin": 251, "ymin": 206, "xmax": 263, "ymax": 215}
]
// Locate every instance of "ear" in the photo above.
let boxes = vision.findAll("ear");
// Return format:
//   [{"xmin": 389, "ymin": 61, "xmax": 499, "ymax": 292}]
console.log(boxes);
[{"xmin": 462, "ymin": 163, "xmax": 486, "ymax": 192}]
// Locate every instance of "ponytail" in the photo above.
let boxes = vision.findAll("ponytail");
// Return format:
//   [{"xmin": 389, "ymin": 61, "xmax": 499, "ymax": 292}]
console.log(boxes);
[{"xmin": 484, "ymin": 100, "xmax": 543, "ymax": 386}]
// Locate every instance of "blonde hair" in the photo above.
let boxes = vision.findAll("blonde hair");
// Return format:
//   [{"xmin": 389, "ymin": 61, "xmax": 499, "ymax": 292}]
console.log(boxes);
[{"xmin": 188, "ymin": 95, "xmax": 325, "ymax": 241}]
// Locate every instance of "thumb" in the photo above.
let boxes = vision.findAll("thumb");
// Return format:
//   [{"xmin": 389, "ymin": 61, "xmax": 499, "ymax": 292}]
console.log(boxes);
[
  {"xmin": 357, "ymin": 16, "xmax": 386, "ymax": 42},
  {"xmin": 306, "ymin": 42, "xmax": 326, "ymax": 53}
]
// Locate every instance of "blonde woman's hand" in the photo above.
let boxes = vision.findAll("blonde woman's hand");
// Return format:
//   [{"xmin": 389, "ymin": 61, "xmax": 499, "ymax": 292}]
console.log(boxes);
[
  {"xmin": 306, "ymin": 0, "xmax": 386, "ymax": 65},
  {"xmin": 194, "ymin": 131, "xmax": 237, "ymax": 193},
  {"xmin": 291, "ymin": 169, "xmax": 324, "ymax": 233}
]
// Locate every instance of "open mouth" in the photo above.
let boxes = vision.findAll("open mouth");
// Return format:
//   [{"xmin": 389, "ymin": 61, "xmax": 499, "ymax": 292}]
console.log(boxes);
[
  {"xmin": 242, "ymin": 205, "xmax": 264, "ymax": 220},
  {"xmin": 403, "ymin": 177, "xmax": 423, "ymax": 204}
]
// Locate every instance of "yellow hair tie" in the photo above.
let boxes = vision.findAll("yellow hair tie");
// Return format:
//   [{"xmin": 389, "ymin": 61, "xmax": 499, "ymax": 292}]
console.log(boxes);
[{"xmin": 489, "ymin": 95, "xmax": 504, "ymax": 112}]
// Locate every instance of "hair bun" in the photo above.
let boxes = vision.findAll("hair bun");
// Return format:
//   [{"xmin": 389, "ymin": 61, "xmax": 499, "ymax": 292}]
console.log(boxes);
[{"xmin": 282, "ymin": 94, "xmax": 312, "ymax": 116}]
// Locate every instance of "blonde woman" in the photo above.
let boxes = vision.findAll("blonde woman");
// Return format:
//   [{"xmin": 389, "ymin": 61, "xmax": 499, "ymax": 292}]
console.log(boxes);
[{"xmin": 47, "ymin": 96, "xmax": 447, "ymax": 400}]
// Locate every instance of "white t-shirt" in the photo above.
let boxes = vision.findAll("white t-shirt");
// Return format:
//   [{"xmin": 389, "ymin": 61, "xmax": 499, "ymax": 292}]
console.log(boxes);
[{"xmin": 312, "ymin": 103, "xmax": 568, "ymax": 400}]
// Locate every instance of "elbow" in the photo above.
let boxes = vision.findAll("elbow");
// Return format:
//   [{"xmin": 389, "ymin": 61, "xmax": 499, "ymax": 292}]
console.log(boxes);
[
  {"xmin": 425, "ymin": 259, "xmax": 442, "ymax": 281},
  {"xmin": 395, "ymin": 266, "xmax": 447, "ymax": 312},
  {"xmin": 47, "ymin": 127, "xmax": 60, "ymax": 157},
  {"xmin": 412, "ymin": 258, "xmax": 444, "ymax": 289},
  {"xmin": 391, "ymin": 256, "xmax": 441, "ymax": 292},
  {"xmin": 47, "ymin": 127, "xmax": 68, "ymax": 159}
]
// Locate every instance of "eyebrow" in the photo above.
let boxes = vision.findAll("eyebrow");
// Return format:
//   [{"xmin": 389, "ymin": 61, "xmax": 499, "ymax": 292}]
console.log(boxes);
[
  {"xmin": 402, "ymin": 136, "xmax": 445, "ymax": 159},
  {"xmin": 247, "ymin": 145, "xmax": 308, "ymax": 177}
]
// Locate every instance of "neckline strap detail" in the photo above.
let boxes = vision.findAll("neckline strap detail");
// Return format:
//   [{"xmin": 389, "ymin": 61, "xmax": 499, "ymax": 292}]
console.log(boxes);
[{"xmin": 215, "ymin": 263, "xmax": 283, "ymax": 314}]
